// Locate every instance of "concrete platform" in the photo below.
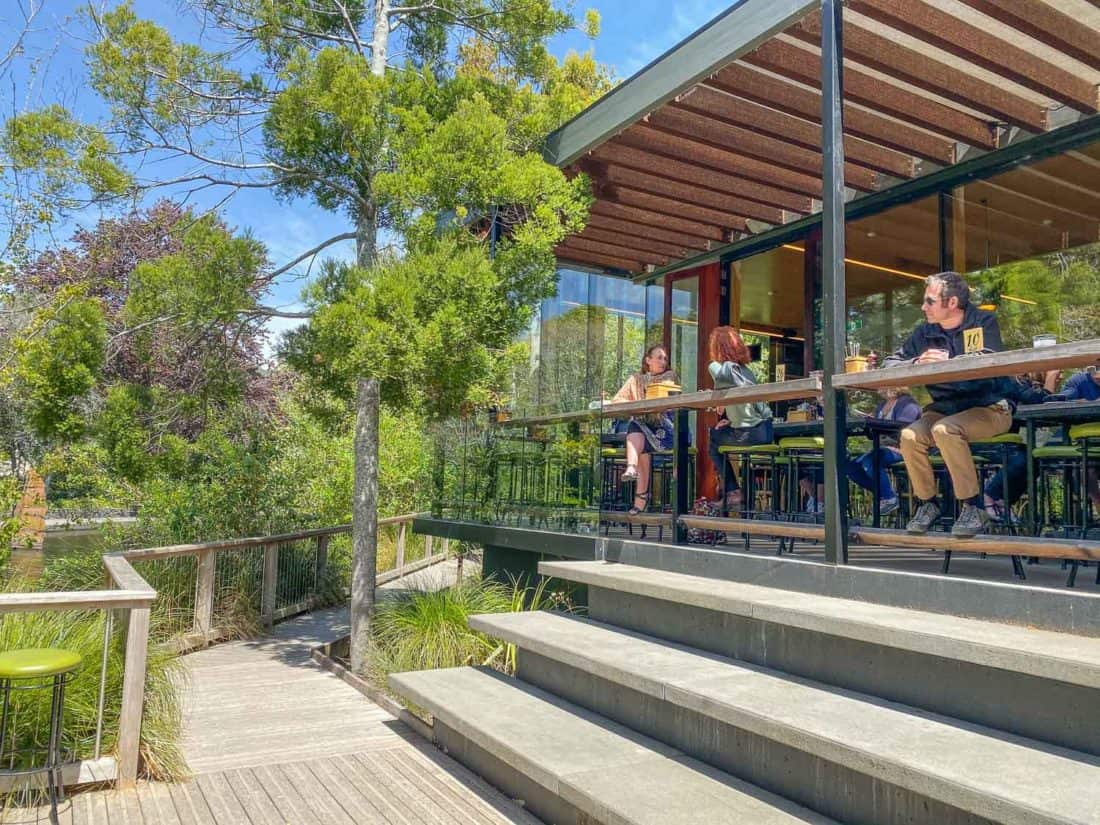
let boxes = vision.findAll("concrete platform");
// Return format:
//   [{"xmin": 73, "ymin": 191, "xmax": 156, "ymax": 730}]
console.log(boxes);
[
  {"xmin": 470, "ymin": 610, "xmax": 1100, "ymax": 825},
  {"xmin": 390, "ymin": 666, "xmax": 839, "ymax": 825}
]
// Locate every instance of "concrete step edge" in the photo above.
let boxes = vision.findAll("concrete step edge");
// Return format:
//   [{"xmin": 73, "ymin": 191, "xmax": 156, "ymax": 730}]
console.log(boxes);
[
  {"xmin": 389, "ymin": 666, "xmax": 839, "ymax": 825},
  {"xmin": 538, "ymin": 560, "xmax": 1100, "ymax": 689},
  {"xmin": 469, "ymin": 610, "xmax": 1100, "ymax": 825}
]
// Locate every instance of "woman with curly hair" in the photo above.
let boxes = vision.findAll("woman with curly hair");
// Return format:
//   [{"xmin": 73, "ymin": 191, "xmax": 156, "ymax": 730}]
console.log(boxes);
[{"xmin": 706, "ymin": 326, "xmax": 773, "ymax": 509}]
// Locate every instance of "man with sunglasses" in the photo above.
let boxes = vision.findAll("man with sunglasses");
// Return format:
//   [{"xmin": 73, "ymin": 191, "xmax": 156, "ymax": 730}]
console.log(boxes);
[{"xmin": 883, "ymin": 271, "xmax": 1012, "ymax": 537}]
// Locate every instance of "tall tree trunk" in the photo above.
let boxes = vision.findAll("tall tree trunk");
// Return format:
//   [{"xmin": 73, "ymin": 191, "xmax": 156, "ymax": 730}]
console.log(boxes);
[
  {"xmin": 356, "ymin": 205, "xmax": 378, "ymax": 269},
  {"xmin": 371, "ymin": 0, "xmax": 390, "ymax": 77},
  {"xmin": 350, "ymin": 377, "xmax": 379, "ymax": 676}
]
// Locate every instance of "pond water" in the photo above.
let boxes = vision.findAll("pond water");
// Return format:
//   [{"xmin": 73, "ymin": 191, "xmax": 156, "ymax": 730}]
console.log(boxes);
[{"xmin": 8, "ymin": 529, "xmax": 113, "ymax": 580}]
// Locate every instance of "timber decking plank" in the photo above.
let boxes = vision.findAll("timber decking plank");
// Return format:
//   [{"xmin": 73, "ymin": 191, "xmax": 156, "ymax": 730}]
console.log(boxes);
[
  {"xmin": 171, "ymin": 780, "xmax": 217, "ymax": 825},
  {"xmin": 357, "ymin": 751, "xmax": 455, "ymax": 825},
  {"xmin": 387, "ymin": 749, "xmax": 505, "ymax": 825},
  {"xmin": 280, "ymin": 759, "xmax": 358, "ymax": 825},
  {"xmin": 331, "ymin": 752, "xmax": 428, "ymax": 825},
  {"xmin": 137, "ymin": 780, "xmax": 184, "ymax": 825},
  {"xmin": 304, "ymin": 757, "xmax": 390, "ymax": 825},
  {"xmin": 254, "ymin": 763, "xmax": 325, "ymax": 825},
  {"xmin": 220, "ymin": 767, "xmax": 284, "ymax": 825},
  {"xmin": 195, "ymin": 773, "xmax": 252, "ymax": 825}
]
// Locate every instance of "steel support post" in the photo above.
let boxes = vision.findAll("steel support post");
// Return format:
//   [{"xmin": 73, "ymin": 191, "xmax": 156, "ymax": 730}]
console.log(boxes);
[
  {"xmin": 673, "ymin": 407, "xmax": 691, "ymax": 544},
  {"xmin": 938, "ymin": 191, "xmax": 954, "ymax": 272},
  {"xmin": 821, "ymin": 0, "xmax": 849, "ymax": 564}
]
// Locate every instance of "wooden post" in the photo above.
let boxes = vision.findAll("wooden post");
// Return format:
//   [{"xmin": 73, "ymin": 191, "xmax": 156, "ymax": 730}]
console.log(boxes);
[
  {"xmin": 442, "ymin": 537, "xmax": 451, "ymax": 556},
  {"xmin": 261, "ymin": 542, "xmax": 278, "ymax": 626},
  {"xmin": 351, "ymin": 378, "xmax": 379, "ymax": 677},
  {"xmin": 193, "ymin": 549, "xmax": 215, "ymax": 638},
  {"xmin": 395, "ymin": 521, "xmax": 407, "ymax": 571},
  {"xmin": 117, "ymin": 606, "xmax": 150, "ymax": 788},
  {"xmin": 424, "ymin": 534, "xmax": 434, "ymax": 559},
  {"xmin": 315, "ymin": 534, "xmax": 330, "ymax": 586}
]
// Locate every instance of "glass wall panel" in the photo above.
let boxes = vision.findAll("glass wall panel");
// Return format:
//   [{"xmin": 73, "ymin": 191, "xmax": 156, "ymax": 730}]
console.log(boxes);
[
  {"xmin": 669, "ymin": 277, "xmax": 699, "ymax": 393},
  {"xmin": 436, "ymin": 267, "xmax": 662, "ymax": 534},
  {"xmin": 947, "ymin": 143, "xmax": 1100, "ymax": 349},
  {"xmin": 844, "ymin": 196, "xmax": 941, "ymax": 360}
]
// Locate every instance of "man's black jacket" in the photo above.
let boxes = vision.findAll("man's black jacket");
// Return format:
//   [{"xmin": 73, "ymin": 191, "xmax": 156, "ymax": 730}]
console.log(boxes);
[{"xmin": 883, "ymin": 304, "xmax": 1012, "ymax": 416}]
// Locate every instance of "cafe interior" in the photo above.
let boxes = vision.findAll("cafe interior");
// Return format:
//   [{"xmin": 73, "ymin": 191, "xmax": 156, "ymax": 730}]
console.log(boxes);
[{"xmin": 431, "ymin": 0, "xmax": 1100, "ymax": 587}]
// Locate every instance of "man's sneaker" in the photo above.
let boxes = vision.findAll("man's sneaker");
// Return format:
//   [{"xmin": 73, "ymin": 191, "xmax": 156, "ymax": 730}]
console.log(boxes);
[
  {"xmin": 984, "ymin": 501, "xmax": 1020, "ymax": 526},
  {"xmin": 905, "ymin": 500, "xmax": 941, "ymax": 534},
  {"xmin": 952, "ymin": 503, "xmax": 990, "ymax": 538},
  {"xmin": 878, "ymin": 497, "xmax": 899, "ymax": 515}
]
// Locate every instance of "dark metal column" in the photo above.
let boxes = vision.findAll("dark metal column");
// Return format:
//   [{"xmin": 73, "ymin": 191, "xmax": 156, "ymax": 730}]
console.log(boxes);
[
  {"xmin": 821, "ymin": 0, "xmax": 849, "ymax": 564},
  {"xmin": 672, "ymin": 407, "xmax": 690, "ymax": 544},
  {"xmin": 938, "ymin": 191, "xmax": 954, "ymax": 272}
]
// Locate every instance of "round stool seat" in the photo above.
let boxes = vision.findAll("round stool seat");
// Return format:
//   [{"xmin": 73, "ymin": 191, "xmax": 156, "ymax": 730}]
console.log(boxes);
[
  {"xmin": 717, "ymin": 444, "xmax": 781, "ymax": 455},
  {"xmin": 0, "ymin": 649, "xmax": 81, "ymax": 680},
  {"xmin": 778, "ymin": 437, "xmax": 825, "ymax": 450},
  {"xmin": 972, "ymin": 432, "xmax": 1025, "ymax": 445},
  {"xmin": 1033, "ymin": 445, "xmax": 1082, "ymax": 460},
  {"xmin": 1069, "ymin": 422, "xmax": 1100, "ymax": 441},
  {"xmin": 930, "ymin": 455, "xmax": 988, "ymax": 466}
]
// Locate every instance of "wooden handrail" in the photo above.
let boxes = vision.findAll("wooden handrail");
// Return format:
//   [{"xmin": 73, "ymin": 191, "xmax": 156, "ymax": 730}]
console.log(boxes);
[
  {"xmin": 833, "ymin": 339, "xmax": 1100, "ymax": 391},
  {"xmin": 119, "ymin": 514, "xmax": 425, "ymax": 562},
  {"xmin": 495, "ymin": 377, "xmax": 823, "ymax": 428},
  {"xmin": 0, "ymin": 589, "xmax": 154, "ymax": 614}
]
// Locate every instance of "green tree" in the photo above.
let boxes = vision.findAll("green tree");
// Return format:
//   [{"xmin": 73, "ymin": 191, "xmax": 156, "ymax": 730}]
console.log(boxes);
[
  {"xmin": 74, "ymin": 0, "xmax": 605, "ymax": 271},
  {"xmin": 13, "ymin": 298, "xmax": 107, "ymax": 442}
]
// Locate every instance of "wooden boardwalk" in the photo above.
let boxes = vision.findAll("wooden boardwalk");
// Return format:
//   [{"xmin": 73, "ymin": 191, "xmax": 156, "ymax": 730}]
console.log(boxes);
[{"xmin": 19, "ymin": 563, "xmax": 542, "ymax": 825}]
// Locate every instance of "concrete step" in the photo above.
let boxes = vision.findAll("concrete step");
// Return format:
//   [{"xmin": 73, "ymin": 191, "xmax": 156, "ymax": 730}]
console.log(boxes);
[
  {"xmin": 389, "ymin": 666, "xmax": 838, "ymax": 825},
  {"xmin": 540, "ymin": 559, "xmax": 1100, "ymax": 754},
  {"xmin": 470, "ymin": 610, "xmax": 1100, "ymax": 825}
]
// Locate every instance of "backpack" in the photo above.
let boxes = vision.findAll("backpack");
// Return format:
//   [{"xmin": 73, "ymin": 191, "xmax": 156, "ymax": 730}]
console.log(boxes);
[{"xmin": 686, "ymin": 496, "xmax": 725, "ymax": 545}]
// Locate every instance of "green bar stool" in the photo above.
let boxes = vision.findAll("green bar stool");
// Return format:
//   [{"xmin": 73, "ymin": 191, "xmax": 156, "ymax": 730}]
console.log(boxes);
[
  {"xmin": 0, "ymin": 648, "xmax": 82, "ymax": 825},
  {"xmin": 718, "ymin": 443, "xmax": 783, "ymax": 553}
]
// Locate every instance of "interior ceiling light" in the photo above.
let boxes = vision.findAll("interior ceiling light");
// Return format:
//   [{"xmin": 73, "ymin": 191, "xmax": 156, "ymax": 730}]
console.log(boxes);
[{"xmin": 777, "ymin": 245, "xmax": 1036, "ymax": 305}]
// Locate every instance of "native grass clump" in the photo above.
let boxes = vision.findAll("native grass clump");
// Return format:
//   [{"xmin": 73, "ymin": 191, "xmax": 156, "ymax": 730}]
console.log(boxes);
[{"xmin": 365, "ymin": 574, "xmax": 578, "ymax": 692}]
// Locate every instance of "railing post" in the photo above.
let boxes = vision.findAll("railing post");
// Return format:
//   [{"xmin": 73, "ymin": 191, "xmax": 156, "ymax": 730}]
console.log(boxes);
[
  {"xmin": 396, "ymin": 521, "xmax": 407, "ymax": 571},
  {"xmin": 424, "ymin": 534, "xmax": 434, "ymax": 559},
  {"xmin": 261, "ymin": 542, "xmax": 278, "ymax": 626},
  {"xmin": 442, "ymin": 537, "xmax": 451, "ymax": 556},
  {"xmin": 117, "ymin": 606, "xmax": 150, "ymax": 788},
  {"xmin": 193, "ymin": 548, "xmax": 216, "ymax": 638},
  {"xmin": 315, "ymin": 534, "xmax": 330, "ymax": 586}
]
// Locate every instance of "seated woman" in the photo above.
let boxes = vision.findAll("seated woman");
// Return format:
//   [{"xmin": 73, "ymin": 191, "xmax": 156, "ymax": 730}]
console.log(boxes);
[
  {"xmin": 706, "ymin": 326, "xmax": 773, "ymax": 509},
  {"xmin": 981, "ymin": 370, "xmax": 1095, "ymax": 522},
  {"xmin": 609, "ymin": 343, "xmax": 678, "ymax": 514},
  {"xmin": 846, "ymin": 387, "xmax": 921, "ymax": 515}
]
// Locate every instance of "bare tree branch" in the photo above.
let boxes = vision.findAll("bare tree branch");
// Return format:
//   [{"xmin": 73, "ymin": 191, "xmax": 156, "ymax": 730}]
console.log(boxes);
[{"xmin": 269, "ymin": 231, "xmax": 357, "ymax": 279}]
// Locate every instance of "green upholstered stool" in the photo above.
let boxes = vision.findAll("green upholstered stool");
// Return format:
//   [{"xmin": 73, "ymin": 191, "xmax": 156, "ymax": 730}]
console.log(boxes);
[
  {"xmin": 971, "ymin": 432, "xmax": 1025, "ymax": 446},
  {"xmin": 777, "ymin": 436, "xmax": 825, "ymax": 451},
  {"xmin": 0, "ymin": 648, "xmax": 82, "ymax": 825},
  {"xmin": 717, "ymin": 443, "xmax": 782, "ymax": 528}
]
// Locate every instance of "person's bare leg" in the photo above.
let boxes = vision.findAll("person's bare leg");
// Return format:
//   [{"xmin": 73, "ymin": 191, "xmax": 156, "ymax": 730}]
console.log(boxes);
[
  {"xmin": 623, "ymin": 432, "xmax": 645, "ymax": 479},
  {"xmin": 637, "ymin": 453, "xmax": 652, "ymax": 496}
]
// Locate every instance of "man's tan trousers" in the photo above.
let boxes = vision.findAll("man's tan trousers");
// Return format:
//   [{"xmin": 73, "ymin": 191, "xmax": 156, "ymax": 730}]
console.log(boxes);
[{"xmin": 899, "ymin": 403, "xmax": 1013, "ymax": 501}]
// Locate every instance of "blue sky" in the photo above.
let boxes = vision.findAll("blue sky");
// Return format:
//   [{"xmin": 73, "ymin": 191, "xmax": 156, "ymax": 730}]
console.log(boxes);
[{"xmin": 4, "ymin": 0, "xmax": 731, "ymax": 349}]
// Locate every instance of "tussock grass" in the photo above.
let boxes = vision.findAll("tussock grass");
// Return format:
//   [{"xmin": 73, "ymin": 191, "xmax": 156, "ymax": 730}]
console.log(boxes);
[{"xmin": 366, "ymin": 575, "xmax": 576, "ymax": 690}]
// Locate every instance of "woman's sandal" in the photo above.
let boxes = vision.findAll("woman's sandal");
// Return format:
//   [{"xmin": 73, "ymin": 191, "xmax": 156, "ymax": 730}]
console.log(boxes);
[
  {"xmin": 621, "ymin": 464, "xmax": 639, "ymax": 481},
  {"xmin": 628, "ymin": 491, "xmax": 651, "ymax": 515}
]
